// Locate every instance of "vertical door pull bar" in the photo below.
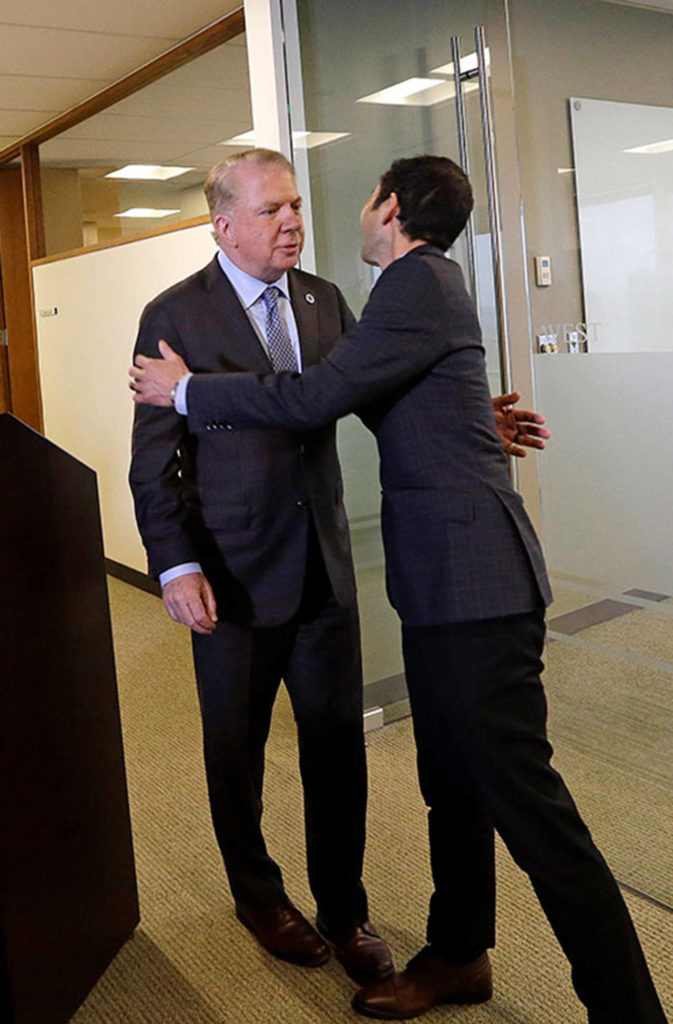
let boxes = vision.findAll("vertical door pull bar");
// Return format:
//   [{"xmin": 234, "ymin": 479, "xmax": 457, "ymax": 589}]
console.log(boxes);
[
  {"xmin": 451, "ymin": 35, "xmax": 477, "ymax": 299},
  {"xmin": 475, "ymin": 24, "xmax": 513, "ymax": 395}
]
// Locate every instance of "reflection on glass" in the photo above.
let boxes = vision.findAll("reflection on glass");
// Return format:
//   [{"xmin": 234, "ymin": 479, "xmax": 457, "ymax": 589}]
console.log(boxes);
[
  {"xmin": 39, "ymin": 34, "xmax": 251, "ymax": 256},
  {"xmin": 285, "ymin": 0, "xmax": 501, "ymax": 694},
  {"xmin": 571, "ymin": 97, "xmax": 673, "ymax": 353}
]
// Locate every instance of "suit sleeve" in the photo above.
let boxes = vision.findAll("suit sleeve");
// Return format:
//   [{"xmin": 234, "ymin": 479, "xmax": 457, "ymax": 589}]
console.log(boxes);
[
  {"xmin": 187, "ymin": 257, "xmax": 470, "ymax": 434},
  {"xmin": 129, "ymin": 303, "xmax": 201, "ymax": 577}
]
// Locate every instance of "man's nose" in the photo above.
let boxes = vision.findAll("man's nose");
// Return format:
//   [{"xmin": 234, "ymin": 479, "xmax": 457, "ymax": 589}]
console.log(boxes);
[{"xmin": 280, "ymin": 206, "xmax": 302, "ymax": 231}]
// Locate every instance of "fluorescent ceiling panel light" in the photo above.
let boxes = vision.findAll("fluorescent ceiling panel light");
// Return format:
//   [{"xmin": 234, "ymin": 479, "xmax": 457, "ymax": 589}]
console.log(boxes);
[
  {"xmin": 222, "ymin": 129, "xmax": 256, "ymax": 145},
  {"xmin": 357, "ymin": 77, "xmax": 454, "ymax": 106},
  {"xmin": 106, "ymin": 165, "xmax": 193, "ymax": 181},
  {"xmin": 625, "ymin": 138, "xmax": 673, "ymax": 154},
  {"xmin": 218, "ymin": 129, "xmax": 349, "ymax": 149},
  {"xmin": 430, "ymin": 47, "xmax": 490, "ymax": 77},
  {"xmin": 114, "ymin": 208, "xmax": 181, "ymax": 218},
  {"xmin": 600, "ymin": 0, "xmax": 673, "ymax": 13},
  {"xmin": 293, "ymin": 131, "xmax": 350, "ymax": 149}
]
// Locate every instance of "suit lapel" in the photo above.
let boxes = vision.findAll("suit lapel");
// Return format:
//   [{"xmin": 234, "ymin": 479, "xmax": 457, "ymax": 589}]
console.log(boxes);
[
  {"xmin": 203, "ymin": 256, "xmax": 273, "ymax": 373},
  {"xmin": 289, "ymin": 270, "xmax": 321, "ymax": 368}
]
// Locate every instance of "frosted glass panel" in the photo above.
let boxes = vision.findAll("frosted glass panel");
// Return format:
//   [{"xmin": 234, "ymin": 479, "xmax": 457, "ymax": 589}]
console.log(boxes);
[{"xmin": 571, "ymin": 97, "xmax": 673, "ymax": 353}]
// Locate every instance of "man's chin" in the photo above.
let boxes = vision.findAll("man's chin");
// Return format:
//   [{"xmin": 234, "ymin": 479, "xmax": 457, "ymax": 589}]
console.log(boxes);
[{"xmin": 275, "ymin": 249, "xmax": 301, "ymax": 270}]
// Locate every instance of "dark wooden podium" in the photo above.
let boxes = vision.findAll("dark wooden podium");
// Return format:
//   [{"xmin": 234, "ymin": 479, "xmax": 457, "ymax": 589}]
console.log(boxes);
[{"xmin": 0, "ymin": 415, "xmax": 139, "ymax": 1024}]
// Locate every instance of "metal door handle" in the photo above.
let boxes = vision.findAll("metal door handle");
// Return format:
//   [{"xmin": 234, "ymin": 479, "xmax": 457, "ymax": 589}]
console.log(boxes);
[
  {"xmin": 475, "ymin": 24, "xmax": 513, "ymax": 395},
  {"xmin": 451, "ymin": 35, "xmax": 477, "ymax": 300}
]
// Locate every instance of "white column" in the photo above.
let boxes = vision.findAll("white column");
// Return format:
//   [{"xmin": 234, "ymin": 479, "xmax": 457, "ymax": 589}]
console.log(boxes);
[
  {"xmin": 243, "ymin": 0, "xmax": 317, "ymax": 272},
  {"xmin": 243, "ymin": 0, "xmax": 291, "ymax": 154}
]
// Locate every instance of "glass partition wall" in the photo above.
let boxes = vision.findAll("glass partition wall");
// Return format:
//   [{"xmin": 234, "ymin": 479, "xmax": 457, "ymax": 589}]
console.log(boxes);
[
  {"xmin": 280, "ymin": 0, "xmax": 673, "ymax": 909},
  {"xmin": 39, "ymin": 34, "xmax": 252, "ymax": 255},
  {"xmin": 511, "ymin": 0, "xmax": 673, "ymax": 909},
  {"xmin": 281, "ymin": 0, "xmax": 512, "ymax": 712}
]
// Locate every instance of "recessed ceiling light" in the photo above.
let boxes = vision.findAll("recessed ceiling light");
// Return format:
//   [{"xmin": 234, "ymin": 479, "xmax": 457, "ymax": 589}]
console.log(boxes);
[
  {"xmin": 357, "ymin": 77, "xmax": 455, "ymax": 106},
  {"xmin": 293, "ymin": 131, "xmax": 350, "ymax": 149},
  {"xmin": 557, "ymin": 167, "xmax": 575, "ymax": 174},
  {"xmin": 221, "ymin": 130, "xmax": 256, "ymax": 145},
  {"xmin": 625, "ymin": 138, "xmax": 673, "ymax": 154},
  {"xmin": 106, "ymin": 165, "xmax": 194, "ymax": 181},
  {"xmin": 114, "ymin": 208, "xmax": 181, "ymax": 218},
  {"xmin": 430, "ymin": 47, "xmax": 491, "ymax": 77},
  {"xmin": 218, "ymin": 129, "xmax": 350, "ymax": 149},
  {"xmin": 600, "ymin": 0, "xmax": 673, "ymax": 13}
]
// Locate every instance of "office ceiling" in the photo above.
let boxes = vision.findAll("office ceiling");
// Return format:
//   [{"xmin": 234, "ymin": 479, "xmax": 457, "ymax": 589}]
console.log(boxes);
[
  {"xmin": 0, "ymin": 1, "xmax": 246, "ymax": 158},
  {"xmin": 2, "ymin": 0, "xmax": 672, "ymax": 174}
]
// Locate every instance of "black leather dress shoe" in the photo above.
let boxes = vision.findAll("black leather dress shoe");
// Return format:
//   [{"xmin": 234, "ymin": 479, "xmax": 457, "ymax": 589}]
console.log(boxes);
[
  {"xmin": 236, "ymin": 900, "xmax": 330, "ymax": 967},
  {"xmin": 317, "ymin": 919, "xmax": 394, "ymax": 985},
  {"xmin": 352, "ymin": 946, "xmax": 492, "ymax": 1019}
]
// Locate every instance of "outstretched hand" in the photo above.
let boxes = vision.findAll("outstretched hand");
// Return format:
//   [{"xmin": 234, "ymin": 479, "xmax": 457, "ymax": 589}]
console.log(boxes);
[
  {"xmin": 130, "ymin": 339, "xmax": 189, "ymax": 406},
  {"xmin": 492, "ymin": 392, "xmax": 550, "ymax": 458}
]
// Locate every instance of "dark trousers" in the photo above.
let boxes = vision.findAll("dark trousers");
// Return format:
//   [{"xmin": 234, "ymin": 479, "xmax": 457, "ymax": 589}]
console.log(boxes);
[
  {"xmin": 402, "ymin": 609, "xmax": 666, "ymax": 1024},
  {"xmin": 191, "ymin": 539, "xmax": 368, "ymax": 937}
]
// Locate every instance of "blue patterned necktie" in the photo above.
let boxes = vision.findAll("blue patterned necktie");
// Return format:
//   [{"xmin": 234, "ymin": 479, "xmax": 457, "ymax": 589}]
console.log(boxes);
[{"xmin": 261, "ymin": 286, "xmax": 298, "ymax": 372}]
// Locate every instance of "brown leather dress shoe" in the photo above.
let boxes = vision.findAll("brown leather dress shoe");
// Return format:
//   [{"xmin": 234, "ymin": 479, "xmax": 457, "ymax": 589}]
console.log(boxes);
[
  {"xmin": 320, "ymin": 921, "xmax": 394, "ymax": 986},
  {"xmin": 235, "ymin": 900, "xmax": 330, "ymax": 967},
  {"xmin": 352, "ymin": 946, "xmax": 492, "ymax": 1020}
]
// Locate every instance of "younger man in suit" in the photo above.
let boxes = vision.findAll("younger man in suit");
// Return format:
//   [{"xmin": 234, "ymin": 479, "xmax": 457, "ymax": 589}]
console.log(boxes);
[{"xmin": 131, "ymin": 155, "xmax": 666, "ymax": 1023}]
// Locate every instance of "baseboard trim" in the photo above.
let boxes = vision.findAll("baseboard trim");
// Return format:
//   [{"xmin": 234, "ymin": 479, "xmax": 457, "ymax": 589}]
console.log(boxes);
[{"xmin": 105, "ymin": 559, "xmax": 161, "ymax": 597}]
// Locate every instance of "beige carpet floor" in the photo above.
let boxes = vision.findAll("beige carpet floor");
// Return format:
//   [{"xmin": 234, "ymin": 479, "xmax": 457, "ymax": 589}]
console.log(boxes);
[{"xmin": 71, "ymin": 578, "xmax": 672, "ymax": 1023}]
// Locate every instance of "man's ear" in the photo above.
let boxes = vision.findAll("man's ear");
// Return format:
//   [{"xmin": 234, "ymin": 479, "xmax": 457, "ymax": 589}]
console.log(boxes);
[
  {"xmin": 214, "ymin": 212, "xmax": 236, "ymax": 247},
  {"xmin": 379, "ymin": 191, "xmax": 400, "ymax": 226}
]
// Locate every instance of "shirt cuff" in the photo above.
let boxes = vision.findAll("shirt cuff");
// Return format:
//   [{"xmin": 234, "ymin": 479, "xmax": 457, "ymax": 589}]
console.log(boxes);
[
  {"xmin": 159, "ymin": 562, "xmax": 202, "ymax": 588},
  {"xmin": 174, "ymin": 372, "xmax": 192, "ymax": 415}
]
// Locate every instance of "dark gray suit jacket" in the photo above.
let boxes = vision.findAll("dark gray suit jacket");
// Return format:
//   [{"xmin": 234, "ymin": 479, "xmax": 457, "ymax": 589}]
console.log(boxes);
[
  {"xmin": 129, "ymin": 256, "xmax": 357, "ymax": 627},
  {"xmin": 185, "ymin": 245, "xmax": 552, "ymax": 626}
]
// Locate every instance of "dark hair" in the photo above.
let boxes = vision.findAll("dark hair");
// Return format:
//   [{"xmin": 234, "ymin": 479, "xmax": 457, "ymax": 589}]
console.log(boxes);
[{"xmin": 374, "ymin": 155, "xmax": 473, "ymax": 250}]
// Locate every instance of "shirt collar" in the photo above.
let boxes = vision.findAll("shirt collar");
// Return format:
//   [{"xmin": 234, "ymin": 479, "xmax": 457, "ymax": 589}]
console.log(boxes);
[{"xmin": 216, "ymin": 249, "xmax": 290, "ymax": 309}]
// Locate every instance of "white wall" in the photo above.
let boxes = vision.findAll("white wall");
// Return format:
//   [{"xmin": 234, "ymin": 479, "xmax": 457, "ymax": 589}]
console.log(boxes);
[{"xmin": 33, "ymin": 223, "xmax": 216, "ymax": 573}]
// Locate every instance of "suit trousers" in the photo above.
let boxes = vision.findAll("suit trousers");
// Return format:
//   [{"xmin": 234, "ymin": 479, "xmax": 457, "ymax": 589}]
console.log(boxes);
[
  {"xmin": 402, "ymin": 610, "xmax": 666, "ymax": 1024},
  {"xmin": 191, "ymin": 525, "xmax": 368, "ymax": 937}
]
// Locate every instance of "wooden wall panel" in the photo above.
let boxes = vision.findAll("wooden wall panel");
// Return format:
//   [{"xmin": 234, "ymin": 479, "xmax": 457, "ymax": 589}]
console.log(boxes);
[
  {"xmin": 20, "ymin": 145, "xmax": 46, "ymax": 262},
  {"xmin": 0, "ymin": 168, "xmax": 42, "ymax": 431},
  {"xmin": 0, "ymin": 264, "xmax": 10, "ymax": 413}
]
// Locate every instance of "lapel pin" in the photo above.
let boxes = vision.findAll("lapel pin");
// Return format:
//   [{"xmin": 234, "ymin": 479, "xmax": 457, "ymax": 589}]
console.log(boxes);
[{"xmin": 305, "ymin": 293, "xmax": 315, "ymax": 304}]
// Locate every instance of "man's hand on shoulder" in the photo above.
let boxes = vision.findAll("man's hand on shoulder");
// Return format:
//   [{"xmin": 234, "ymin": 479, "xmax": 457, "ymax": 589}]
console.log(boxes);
[
  {"xmin": 162, "ymin": 572, "xmax": 218, "ymax": 634},
  {"xmin": 492, "ymin": 392, "xmax": 551, "ymax": 458},
  {"xmin": 130, "ymin": 339, "xmax": 189, "ymax": 406}
]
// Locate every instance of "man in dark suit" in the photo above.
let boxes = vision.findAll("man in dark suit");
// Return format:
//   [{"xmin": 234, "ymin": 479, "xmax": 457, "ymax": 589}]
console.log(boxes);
[
  {"xmin": 129, "ymin": 149, "xmax": 390, "ymax": 984},
  {"xmin": 131, "ymin": 155, "xmax": 666, "ymax": 1023}
]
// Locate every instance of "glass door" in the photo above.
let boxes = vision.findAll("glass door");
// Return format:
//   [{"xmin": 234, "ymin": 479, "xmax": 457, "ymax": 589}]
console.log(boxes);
[
  {"xmin": 508, "ymin": 0, "xmax": 673, "ymax": 908},
  {"xmin": 281, "ymin": 0, "xmax": 514, "ymax": 715}
]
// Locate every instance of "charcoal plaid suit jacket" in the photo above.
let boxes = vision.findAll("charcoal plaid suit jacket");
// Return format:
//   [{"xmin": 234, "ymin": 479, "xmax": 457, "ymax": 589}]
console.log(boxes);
[
  {"xmin": 185, "ymin": 245, "xmax": 552, "ymax": 626},
  {"xmin": 129, "ymin": 255, "xmax": 357, "ymax": 627}
]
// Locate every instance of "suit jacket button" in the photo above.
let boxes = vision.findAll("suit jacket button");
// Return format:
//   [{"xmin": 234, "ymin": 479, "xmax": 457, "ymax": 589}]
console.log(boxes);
[
  {"xmin": 296, "ymin": 499, "xmax": 307, "ymax": 509},
  {"xmin": 226, "ymin": 424, "xmax": 234, "ymax": 430}
]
